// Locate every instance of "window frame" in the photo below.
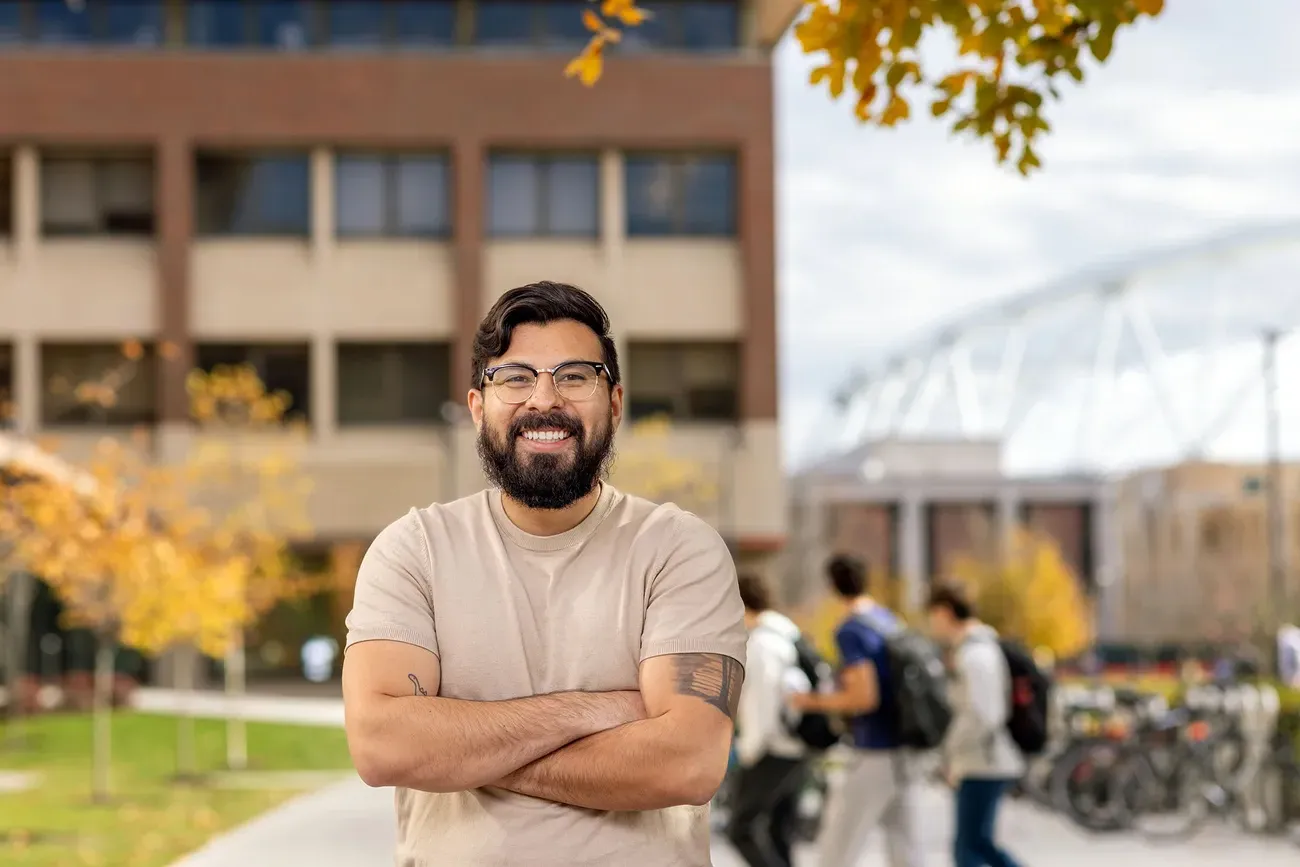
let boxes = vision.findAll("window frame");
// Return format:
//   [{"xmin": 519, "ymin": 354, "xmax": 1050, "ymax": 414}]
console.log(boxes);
[
  {"xmin": 335, "ymin": 341, "xmax": 452, "ymax": 426},
  {"xmin": 322, "ymin": 0, "xmax": 457, "ymax": 49},
  {"xmin": 0, "ymin": 342, "xmax": 13, "ymax": 429},
  {"xmin": 194, "ymin": 151, "xmax": 313, "ymax": 238},
  {"xmin": 333, "ymin": 151, "xmax": 452, "ymax": 239},
  {"xmin": 0, "ymin": 0, "xmax": 167, "ymax": 47},
  {"xmin": 39, "ymin": 150, "xmax": 156, "ymax": 238},
  {"xmin": 194, "ymin": 342, "xmax": 314, "ymax": 424},
  {"xmin": 486, "ymin": 151, "xmax": 601, "ymax": 238},
  {"xmin": 38, "ymin": 341, "xmax": 159, "ymax": 428},
  {"xmin": 615, "ymin": 0, "xmax": 741, "ymax": 52},
  {"xmin": 474, "ymin": 1, "xmax": 591, "ymax": 50},
  {"xmin": 626, "ymin": 341, "xmax": 741, "ymax": 423},
  {"xmin": 623, "ymin": 152, "xmax": 738, "ymax": 237},
  {"xmin": 186, "ymin": 0, "xmax": 319, "ymax": 50}
]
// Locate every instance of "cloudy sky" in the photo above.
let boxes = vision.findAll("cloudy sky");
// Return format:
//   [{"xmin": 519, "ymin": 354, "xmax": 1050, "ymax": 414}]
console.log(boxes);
[{"xmin": 774, "ymin": 0, "xmax": 1300, "ymax": 473}]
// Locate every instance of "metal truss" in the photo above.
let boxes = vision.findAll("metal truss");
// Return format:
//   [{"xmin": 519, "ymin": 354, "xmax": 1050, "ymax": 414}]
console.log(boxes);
[{"xmin": 829, "ymin": 221, "xmax": 1300, "ymax": 477}]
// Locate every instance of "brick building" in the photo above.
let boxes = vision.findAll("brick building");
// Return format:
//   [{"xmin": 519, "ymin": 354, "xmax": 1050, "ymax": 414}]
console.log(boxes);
[{"xmin": 0, "ymin": 0, "xmax": 795, "ymax": 681}]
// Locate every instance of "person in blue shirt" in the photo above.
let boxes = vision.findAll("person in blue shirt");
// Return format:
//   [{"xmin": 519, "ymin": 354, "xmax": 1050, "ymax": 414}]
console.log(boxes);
[{"xmin": 790, "ymin": 554, "xmax": 923, "ymax": 867}]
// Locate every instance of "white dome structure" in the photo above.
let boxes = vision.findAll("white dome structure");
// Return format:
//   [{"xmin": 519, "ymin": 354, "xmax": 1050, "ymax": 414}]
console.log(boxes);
[{"xmin": 826, "ymin": 222, "xmax": 1300, "ymax": 478}]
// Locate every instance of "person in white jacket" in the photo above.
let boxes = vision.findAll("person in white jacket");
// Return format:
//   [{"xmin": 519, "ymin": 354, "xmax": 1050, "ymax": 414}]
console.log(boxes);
[
  {"xmin": 727, "ymin": 574, "xmax": 811, "ymax": 867},
  {"xmin": 926, "ymin": 584, "xmax": 1026, "ymax": 867}
]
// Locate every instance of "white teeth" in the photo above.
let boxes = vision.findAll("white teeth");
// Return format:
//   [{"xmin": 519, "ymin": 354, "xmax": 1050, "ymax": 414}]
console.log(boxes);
[{"xmin": 522, "ymin": 430, "xmax": 570, "ymax": 442}]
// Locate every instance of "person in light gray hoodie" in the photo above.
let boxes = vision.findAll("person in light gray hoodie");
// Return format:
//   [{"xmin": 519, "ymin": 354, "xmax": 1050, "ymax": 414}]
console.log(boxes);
[
  {"xmin": 926, "ymin": 584, "xmax": 1026, "ymax": 867},
  {"xmin": 728, "ymin": 574, "xmax": 811, "ymax": 867}
]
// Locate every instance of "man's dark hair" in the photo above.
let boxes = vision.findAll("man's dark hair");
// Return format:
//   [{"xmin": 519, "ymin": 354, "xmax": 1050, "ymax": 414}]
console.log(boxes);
[
  {"xmin": 471, "ymin": 281, "xmax": 621, "ymax": 387},
  {"xmin": 926, "ymin": 583, "xmax": 975, "ymax": 621},
  {"xmin": 737, "ymin": 573, "xmax": 773, "ymax": 613},
  {"xmin": 826, "ymin": 554, "xmax": 868, "ymax": 599}
]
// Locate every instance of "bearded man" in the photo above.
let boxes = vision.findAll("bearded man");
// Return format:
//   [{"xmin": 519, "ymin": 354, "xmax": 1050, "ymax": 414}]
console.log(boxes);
[{"xmin": 342, "ymin": 280, "xmax": 747, "ymax": 867}]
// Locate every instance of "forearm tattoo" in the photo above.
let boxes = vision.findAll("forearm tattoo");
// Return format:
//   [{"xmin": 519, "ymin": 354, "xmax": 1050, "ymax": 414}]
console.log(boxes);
[
  {"xmin": 670, "ymin": 653, "xmax": 743, "ymax": 720},
  {"xmin": 408, "ymin": 674, "xmax": 429, "ymax": 696}
]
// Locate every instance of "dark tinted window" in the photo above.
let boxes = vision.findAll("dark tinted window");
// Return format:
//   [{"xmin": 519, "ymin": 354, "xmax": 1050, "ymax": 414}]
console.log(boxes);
[
  {"xmin": 335, "ymin": 153, "xmax": 451, "ymax": 237},
  {"xmin": 487, "ymin": 154, "xmax": 599, "ymax": 237},
  {"xmin": 196, "ymin": 343, "xmax": 313, "ymax": 423},
  {"xmin": 40, "ymin": 342, "xmax": 158, "ymax": 427},
  {"xmin": 625, "ymin": 153, "xmax": 736, "ymax": 236},
  {"xmin": 477, "ymin": 1, "xmax": 589, "ymax": 49},
  {"xmin": 337, "ymin": 343, "xmax": 451, "ymax": 425},
  {"xmin": 195, "ymin": 153, "xmax": 311, "ymax": 236}
]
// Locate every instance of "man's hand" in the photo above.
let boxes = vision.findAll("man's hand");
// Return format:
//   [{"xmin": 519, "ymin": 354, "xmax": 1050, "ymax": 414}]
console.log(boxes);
[
  {"xmin": 789, "ymin": 691, "xmax": 817, "ymax": 712},
  {"xmin": 492, "ymin": 652, "xmax": 742, "ymax": 811},
  {"xmin": 344, "ymin": 640, "xmax": 645, "ymax": 792}
]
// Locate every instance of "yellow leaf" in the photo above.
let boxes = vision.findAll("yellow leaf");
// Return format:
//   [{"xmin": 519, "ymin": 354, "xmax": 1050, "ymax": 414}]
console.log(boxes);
[
  {"xmin": 582, "ymin": 8, "xmax": 604, "ymax": 32},
  {"xmin": 564, "ymin": 37, "xmax": 605, "ymax": 87}
]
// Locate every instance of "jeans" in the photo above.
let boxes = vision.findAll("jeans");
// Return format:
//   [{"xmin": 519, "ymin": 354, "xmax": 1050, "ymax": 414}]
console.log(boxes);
[{"xmin": 953, "ymin": 779, "xmax": 1022, "ymax": 867}]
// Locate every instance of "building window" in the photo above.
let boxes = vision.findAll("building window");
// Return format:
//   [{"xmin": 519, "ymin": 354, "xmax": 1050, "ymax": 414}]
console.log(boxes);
[
  {"xmin": 40, "ymin": 152, "xmax": 155, "ymax": 237},
  {"xmin": 195, "ymin": 343, "xmax": 313, "ymax": 423},
  {"xmin": 195, "ymin": 153, "xmax": 311, "ymax": 237},
  {"xmin": 487, "ymin": 154, "xmax": 599, "ymax": 237},
  {"xmin": 476, "ymin": 1, "xmax": 589, "ymax": 49},
  {"xmin": 325, "ymin": 0, "xmax": 456, "ymax": 48},
  {"xmin": 0, "ymin": 343, "xmax": 12, "ymax": 428},
  {"xmin": 335, "ymin": 153, "xmax": 450, "ymax": 237},
  {"xmin": 188, "ymin": 0, "xmax": 314, "ymax": 49},
  {"xmin": 40, "ymin": 343, "xmax": 158, "ymax": 427},
  {"xmin": 627, "ymin": 342, "xmax": 739, "ymax": 422},
  {"xmin": 618, "ymin": 1, "xmax": 739, "ymax": 51},
  {"xmin": 0, "ymin": 0, "xmax": 165, "ymax": 46},
  {"xmin": 0, "ymin": 152, "xmax": 11, "ymax": 236},
  {"xmin": 625, "ymin": 153, "xmax": 736, "ymax": 236},
  {"xmin": 336, "ymin": 342, "xmax": 450, "ymax": 425}
]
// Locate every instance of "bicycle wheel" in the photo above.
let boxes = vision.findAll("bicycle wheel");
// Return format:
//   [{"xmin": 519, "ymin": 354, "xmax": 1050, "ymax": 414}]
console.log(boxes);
[
  {"xmin": 1121, "ymin": 749, "xmax": 1213, "ymax": 843},
  {"xmin": 1048, "ymin": 739, "xmax": 1132, "ymax": 833}
]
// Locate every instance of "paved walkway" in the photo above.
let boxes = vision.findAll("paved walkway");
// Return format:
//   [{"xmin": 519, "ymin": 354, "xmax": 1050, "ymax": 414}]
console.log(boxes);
[
  {"xmin": 144, "ymin": 690, "xmax": 1299, "ymax": 866},
  {"xmin": 168, "ymin": 775, "xmax": 1298, "ymax": 867}
]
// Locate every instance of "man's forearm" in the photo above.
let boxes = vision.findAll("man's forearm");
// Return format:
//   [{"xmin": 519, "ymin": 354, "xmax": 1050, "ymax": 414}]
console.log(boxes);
[
  {"xmin": 351, "ymin": 690, "xmax": 636, "ymax": 793},
  {"xmin": 495, "ymin": 716, "xmax": 730, "ymax": 811}
]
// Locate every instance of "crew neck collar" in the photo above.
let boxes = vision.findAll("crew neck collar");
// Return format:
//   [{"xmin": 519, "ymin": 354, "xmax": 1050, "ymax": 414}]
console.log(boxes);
[{"xmin": 488, "ymin": 482, "xmax": 618, "ymax": 552}]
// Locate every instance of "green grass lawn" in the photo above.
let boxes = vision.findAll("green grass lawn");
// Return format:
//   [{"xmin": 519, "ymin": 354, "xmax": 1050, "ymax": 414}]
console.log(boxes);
[{"xmin": 0, "ymin": 712, "xmax": 355, "ymax": 867}]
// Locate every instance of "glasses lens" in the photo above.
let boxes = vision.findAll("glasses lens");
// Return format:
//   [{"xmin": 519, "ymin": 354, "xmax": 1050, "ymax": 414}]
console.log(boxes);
[
  {"xmin": 553, "ymin": 363, "xmax": 600, "ymax": 400},
  {"xmin": 489, "ymin": 366, "xmax": 537, "ymax": 403}
]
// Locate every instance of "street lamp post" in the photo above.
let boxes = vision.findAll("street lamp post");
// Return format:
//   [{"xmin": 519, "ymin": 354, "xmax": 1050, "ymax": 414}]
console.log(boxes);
[{"xmin": 1262, "ymin": 329, "xmax": 1287, "ymax": 630}]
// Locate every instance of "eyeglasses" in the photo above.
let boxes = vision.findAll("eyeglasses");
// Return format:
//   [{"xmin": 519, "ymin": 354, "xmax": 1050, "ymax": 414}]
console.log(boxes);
[{"xmin": 481, "ymin": 361, "xmax": 610, "ymax": 405}]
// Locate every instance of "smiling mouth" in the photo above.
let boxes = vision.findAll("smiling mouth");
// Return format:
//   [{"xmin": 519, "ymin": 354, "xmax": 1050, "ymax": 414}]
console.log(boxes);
[{"xmin": 519, "ymin": 429, "xmax": 573, "ymax": 443}]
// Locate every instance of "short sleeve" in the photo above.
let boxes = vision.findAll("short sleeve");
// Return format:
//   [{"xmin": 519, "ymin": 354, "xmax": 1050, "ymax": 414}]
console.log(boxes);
[
  {"xmin": 344, "ymin": 509, "xmax": 439, "ymax": 657},
  {"xmin": 835, "ymin": 621, "xmax": 881, "ymax": 668},
  {"xmin": 639, "ymin": 511, "xmax": 747, "ymax": 670}
]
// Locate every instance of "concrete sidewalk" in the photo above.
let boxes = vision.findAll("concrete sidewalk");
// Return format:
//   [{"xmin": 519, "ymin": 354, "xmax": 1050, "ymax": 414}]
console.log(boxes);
[
  {"xmin": 147, "ymin": 690, "xmax": 1300, "ymax": 866},
  {"xmin": 168, "ymin": 775, "xmax": 1300, "ymax": 867}
]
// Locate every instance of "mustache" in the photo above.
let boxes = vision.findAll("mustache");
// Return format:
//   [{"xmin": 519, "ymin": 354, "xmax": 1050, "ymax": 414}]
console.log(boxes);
[{"xmin": 508, "ymin": 412, "xmax": 583, "ymax": 439}]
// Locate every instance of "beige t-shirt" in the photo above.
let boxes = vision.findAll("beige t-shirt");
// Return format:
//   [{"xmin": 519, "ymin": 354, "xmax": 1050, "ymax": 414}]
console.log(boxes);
[{"xmin": 344, "ymin": 483, "xmax": 747, "ymax": 867}]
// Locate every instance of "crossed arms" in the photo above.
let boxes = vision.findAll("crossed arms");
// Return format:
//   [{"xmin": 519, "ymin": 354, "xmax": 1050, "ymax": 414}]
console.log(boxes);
[{"xmin": 342, "ymin": 639, "xmax": 742, "ymax": 811}]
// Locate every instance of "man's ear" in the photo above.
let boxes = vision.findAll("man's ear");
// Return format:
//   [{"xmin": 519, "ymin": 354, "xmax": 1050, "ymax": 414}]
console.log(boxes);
[
  {"xmin": 609, "ymin": 382, "xmax": 624, "ymax": 433},
  {"xmin": 467, "ymin": 389, "xmax": 484, "ymax": 430}
]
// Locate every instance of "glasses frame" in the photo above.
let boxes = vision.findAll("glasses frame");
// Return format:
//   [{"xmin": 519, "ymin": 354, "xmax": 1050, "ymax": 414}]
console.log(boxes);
[{"xmin": 481, "ymin": 360, "xmax": 612, "ymax": 405}]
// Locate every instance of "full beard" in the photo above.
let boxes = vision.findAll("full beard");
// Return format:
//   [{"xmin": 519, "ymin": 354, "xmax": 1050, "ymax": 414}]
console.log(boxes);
[{"xmin": 477, "ymin": 410, "xmax": 616, "ymax": 510}]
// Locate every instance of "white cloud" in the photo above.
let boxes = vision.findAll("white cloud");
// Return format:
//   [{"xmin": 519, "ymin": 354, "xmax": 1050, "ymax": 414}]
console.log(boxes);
[{"xmin": 776, "ymin": 0, "xmax": 1300, "ymax": 472}]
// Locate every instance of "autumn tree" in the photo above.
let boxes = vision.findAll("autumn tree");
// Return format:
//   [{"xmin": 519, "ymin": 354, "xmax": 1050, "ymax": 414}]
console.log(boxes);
[
  {"xmin": 568, "ymin": 0, "xmax": 1166, "ymax": 175},
  {"xmin": 610, "ymin": 415, "xmax": 721, "ymax": 516},
  {"xmin": 950, "ymin": 524, "xmax": 1093, "ymax": 659},
  {"xmin": 181, "ymin": 363, "xmax": 315, "ymax": 772},
  {"xmin": 0, "ymin": 344, "xmax": 315, "ymax": 793}
]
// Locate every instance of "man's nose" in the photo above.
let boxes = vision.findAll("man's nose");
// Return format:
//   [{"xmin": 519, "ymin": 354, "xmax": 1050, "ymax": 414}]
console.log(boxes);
[{"xmin": 523, "ymin": 372, "xmax": 563, "ymax": 411}]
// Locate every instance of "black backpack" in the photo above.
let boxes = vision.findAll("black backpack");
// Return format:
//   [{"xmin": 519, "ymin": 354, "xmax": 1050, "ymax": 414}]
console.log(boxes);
[
  {"xmin": 788, "ymin": 635, "xmax": 842, "ymax": 751},
  {"xmin": 998, "ymin": 639, "xmax": 1052, "ymax": 755},
  {"xmin": 857, "ymin": 611, "xmax": 954, "ymax": 750}
]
